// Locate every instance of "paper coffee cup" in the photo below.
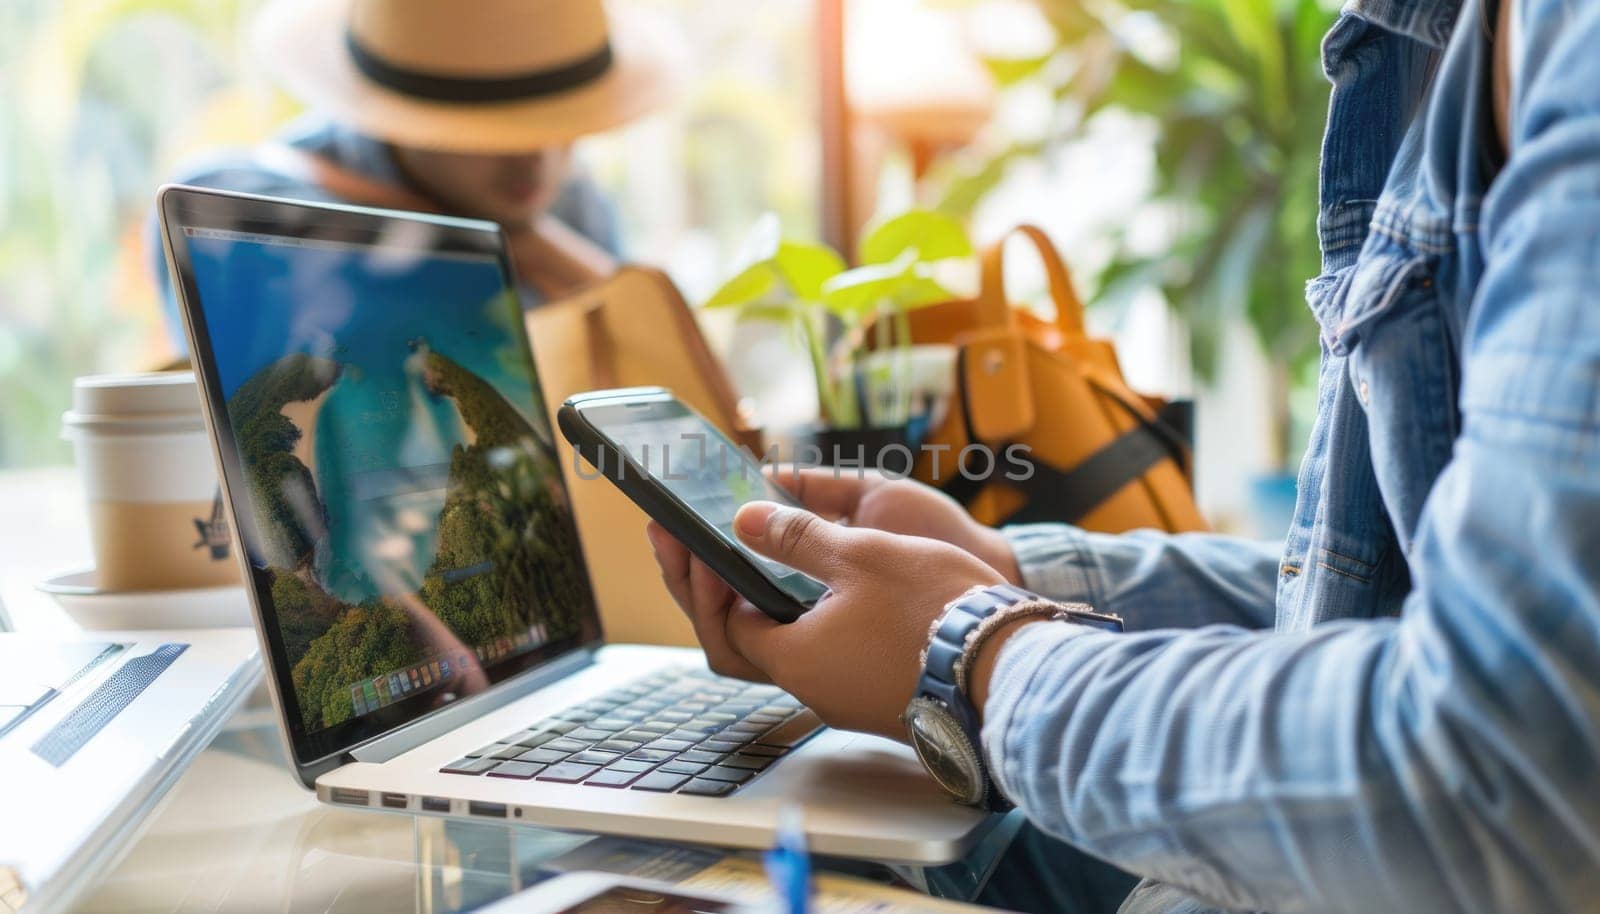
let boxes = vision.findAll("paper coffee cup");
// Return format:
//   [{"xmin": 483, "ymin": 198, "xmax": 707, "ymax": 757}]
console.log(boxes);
[{"xmin": 62, "ymin": 372, "xmax": 239, "ymax": 592}]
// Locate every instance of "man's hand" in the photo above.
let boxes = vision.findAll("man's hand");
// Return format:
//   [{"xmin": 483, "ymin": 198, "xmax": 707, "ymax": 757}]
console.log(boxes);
[
  {"xmin": 763, "ymin": 468, "xmax": 1021, "ymax": 583},
  {"xmin": 647, "ymin": 500, "xmax": 1006, "ymax": 740}
]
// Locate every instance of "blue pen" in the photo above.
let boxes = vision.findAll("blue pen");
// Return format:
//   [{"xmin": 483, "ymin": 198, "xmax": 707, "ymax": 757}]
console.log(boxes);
[{"xmin": 764, "ymin": 806, "xmax": 811, "ymax": 914}]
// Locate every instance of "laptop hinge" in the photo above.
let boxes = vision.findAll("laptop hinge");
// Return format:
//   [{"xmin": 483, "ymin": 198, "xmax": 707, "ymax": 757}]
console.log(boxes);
[{"xmin": 347, "ymin": 647, "xmax": 597, "ymax": 765}]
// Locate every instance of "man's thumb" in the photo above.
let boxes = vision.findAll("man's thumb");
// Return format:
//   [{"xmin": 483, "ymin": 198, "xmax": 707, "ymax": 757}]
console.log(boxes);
[{"xmin": 734, "ymin": 501, "xmax": 855, "ymax": 580}]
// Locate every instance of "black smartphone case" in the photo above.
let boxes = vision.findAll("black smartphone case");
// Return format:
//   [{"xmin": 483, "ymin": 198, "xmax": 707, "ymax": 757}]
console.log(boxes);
[{"xmin": 557, "ymin": 393, "xmax": 811, "ymax": 624}]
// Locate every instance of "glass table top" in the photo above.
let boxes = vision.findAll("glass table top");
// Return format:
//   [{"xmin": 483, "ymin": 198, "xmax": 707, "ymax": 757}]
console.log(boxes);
[{"xmin": 72, "ymin": 714, "xmax": 1017, "ymax": 913}]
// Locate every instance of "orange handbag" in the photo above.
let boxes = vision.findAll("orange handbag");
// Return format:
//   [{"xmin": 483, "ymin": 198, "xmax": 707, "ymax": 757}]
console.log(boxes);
[{"xmin": 904, "ymin": 226, "xmax": 1208, "ymax": 533}]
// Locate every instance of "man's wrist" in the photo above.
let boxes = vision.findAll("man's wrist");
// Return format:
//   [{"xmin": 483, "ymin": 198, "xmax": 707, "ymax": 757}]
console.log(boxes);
[
  {"xmin": 909, "ymin": 584, "xmax": 1055, "ymax": 811},
  {"xmin": 970, "ymin": 616, "xmax": 1051, "ymax": 725}
]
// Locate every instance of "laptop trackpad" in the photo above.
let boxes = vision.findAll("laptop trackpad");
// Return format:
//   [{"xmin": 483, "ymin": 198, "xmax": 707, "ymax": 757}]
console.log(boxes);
[{"xmin": 752, "ymin": 729, "xmax": 953, "ymax": 806}]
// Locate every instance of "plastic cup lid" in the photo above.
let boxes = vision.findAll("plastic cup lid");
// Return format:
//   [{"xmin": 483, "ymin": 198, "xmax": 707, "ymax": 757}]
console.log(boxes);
[{"xmin": 62, "ymin": 371, "xmax": 206, "ymax": 432}]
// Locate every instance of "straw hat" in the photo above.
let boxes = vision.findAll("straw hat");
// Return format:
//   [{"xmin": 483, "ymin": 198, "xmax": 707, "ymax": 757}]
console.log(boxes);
[{"xmin": 252, "ymin": 0, "xmax": 679, "ymax": 152}]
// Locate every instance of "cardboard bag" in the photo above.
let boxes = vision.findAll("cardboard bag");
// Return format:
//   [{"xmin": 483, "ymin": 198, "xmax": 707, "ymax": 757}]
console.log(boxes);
[{"xmin": 529, "ymin": 267, "xmax": 756, "ymax": 646}]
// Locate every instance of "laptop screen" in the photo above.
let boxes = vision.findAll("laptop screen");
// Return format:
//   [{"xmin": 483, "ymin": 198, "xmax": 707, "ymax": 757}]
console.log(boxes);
[{"xmin": 161, "ymin": 189, "xmax": 601, "ymax": 765}]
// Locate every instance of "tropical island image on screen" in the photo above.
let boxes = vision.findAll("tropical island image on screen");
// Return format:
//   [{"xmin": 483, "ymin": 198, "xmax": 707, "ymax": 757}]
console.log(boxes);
[{"xmin": 215, "ymin": 278, "xmax": 593, "ymax": 734}]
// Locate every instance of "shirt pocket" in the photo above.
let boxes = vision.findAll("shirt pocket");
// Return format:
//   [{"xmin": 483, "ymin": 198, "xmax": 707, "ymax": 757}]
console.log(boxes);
[{"xmin": 1327, "ymin": 250, "xmax": 1459, "ymax": 551}]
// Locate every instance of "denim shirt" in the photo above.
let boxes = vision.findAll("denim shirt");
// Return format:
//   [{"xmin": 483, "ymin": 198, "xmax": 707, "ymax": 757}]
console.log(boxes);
[
  {"xmin": 147, "ymin": 116, "xmax": 621, "ymax": 353},
  {"xmin": 982, "ymin": 0, "xmax": 1600, "ymax": 909}
]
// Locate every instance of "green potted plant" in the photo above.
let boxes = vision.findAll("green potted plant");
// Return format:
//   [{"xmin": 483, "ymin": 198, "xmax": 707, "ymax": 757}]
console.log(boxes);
[{"xmin": 703, "ymin": 209, "xmax": 975, "ymax": 469}]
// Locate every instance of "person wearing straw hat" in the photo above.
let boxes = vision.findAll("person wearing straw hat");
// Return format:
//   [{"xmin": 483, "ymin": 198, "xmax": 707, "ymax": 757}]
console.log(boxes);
[{"xmin": 149, "ymin": 0, "xmax": 677, "ymax": 354}]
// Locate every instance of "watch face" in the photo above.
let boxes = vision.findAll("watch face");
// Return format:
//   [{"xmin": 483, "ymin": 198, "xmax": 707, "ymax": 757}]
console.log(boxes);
[{"xmin": 904, "ymin": 697, "xmax": 984, "ymax": 805}]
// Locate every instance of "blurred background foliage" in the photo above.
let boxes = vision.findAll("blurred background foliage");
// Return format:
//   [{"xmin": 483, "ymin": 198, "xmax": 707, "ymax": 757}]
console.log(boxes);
[
  {"xmin": 0, "ymin": 0, "xmax": 285, "ymax": 467},
  {"xmin": 930, "ymin": 0, "xmax": 1334, "ymax": 467}
]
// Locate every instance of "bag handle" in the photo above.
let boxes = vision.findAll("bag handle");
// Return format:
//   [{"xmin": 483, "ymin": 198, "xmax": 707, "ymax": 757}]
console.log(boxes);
[{"xmin": 977, "ymin": 225, "xmax": 1087, "ymax": 337}]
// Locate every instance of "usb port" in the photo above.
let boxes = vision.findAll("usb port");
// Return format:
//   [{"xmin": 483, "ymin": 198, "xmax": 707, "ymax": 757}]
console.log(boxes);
[
  {"xmin": 329, "ymin": 787, "xmax": 368, "ymax": 807},
  {"xmin": 420, "ymin": 796, "xmax": 451, "ymax": 813},
  {"xmin": 380, "ymin": 793, "xmax": 409, "ymax": 810},
  {"xmin": 468, "ymin": 800, "xmax": 507, "ymax": 819}
]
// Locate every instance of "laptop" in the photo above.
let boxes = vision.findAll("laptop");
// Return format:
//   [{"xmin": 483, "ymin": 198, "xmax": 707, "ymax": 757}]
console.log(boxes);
[
  {"xmin": 0, "ymin": 628, "xmax": 260, "ymax": 914},
  {"xmin": 156, "ymin": 186, "xmax": 987, "ymax": 864}
]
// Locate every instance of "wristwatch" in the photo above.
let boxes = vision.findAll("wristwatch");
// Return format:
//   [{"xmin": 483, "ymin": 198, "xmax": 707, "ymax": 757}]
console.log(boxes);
[{"xmin": 903, "ymin": 583, "xmax": 1123, "ymax": 810}]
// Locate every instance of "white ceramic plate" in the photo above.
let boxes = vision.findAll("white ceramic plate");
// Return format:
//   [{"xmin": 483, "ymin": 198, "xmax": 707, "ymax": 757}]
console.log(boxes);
[{"xmin": 37, "ymin": 566, "xmax": 255, "ymax": 631}]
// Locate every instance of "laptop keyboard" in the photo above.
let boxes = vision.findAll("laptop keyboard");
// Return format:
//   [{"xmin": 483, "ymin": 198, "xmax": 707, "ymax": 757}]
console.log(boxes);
[{"xmin": 438, "ymin": 668, "xmax": 821, "ymax": 797}]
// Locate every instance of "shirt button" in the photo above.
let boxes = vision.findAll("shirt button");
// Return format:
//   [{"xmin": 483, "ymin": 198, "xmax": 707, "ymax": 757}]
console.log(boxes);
[{"xmin": 1357, "ymin": 379, "xmax": 1370, "ymax": 404}]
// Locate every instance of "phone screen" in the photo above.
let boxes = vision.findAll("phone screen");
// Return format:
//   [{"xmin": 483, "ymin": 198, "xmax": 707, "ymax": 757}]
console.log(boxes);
[{"xmin": 586, "ymin": 400, "xmax": 829, "ymax": 606}]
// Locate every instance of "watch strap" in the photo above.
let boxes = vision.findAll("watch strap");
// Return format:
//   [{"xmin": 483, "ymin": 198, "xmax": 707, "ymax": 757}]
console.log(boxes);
[
  {"xmin": 915, "ymin": 584, "xmax": 1125, "ymax": 812},
  {"xmin": 917, "ymin": 583, "xmax": 1035, "ymax": 811}
]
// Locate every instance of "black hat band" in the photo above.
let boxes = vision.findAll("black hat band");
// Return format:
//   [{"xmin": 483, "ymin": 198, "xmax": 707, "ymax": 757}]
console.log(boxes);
[{"xmin": 346, "ymin": 31, "xmax": 613, "ymax": 103}]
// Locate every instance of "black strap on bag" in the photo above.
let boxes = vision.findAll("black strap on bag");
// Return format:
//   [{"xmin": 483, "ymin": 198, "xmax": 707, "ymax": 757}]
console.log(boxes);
[{"xmin": 936, "ymin": 349, "xmax": 1194, "ymax": 526}]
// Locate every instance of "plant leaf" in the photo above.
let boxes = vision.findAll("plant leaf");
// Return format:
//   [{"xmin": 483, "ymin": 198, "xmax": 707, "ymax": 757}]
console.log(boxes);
[
  {"xmin": 772, "ymin": 240, "xmax": 845, "ymax": 300},
  {"xmin": 858, "ymin": 210, "xmax": 974, "ymax": 265},
  {"xmin": 982, "ymin": 53, "xmax": 1051, "ymax": 86},
  {"xmin": 1217, "ymin": 0, "xmax": 1287, "ymax": 124},
  {"xmin": 897, "ymin": 272, "xmax": 959, "ymax": 310},
  {"xmin": 820, "ymin": 251, "xmax": 920, "ymax": 316},
  {"xmin": 735, "ymin": 301, "xmax": 802, "ymax": 323},
  {"xmin": 820, "ymin": 251, "xmax": 960, "ymax": 317},
  {"xmin": 704, "ymin": 262, "xmax": 778, "ymax": 309}
]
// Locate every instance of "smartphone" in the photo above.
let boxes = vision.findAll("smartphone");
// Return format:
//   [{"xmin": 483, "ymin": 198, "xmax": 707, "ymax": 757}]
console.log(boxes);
[{"xmin": 558, "ymin": 388, "xmax": 827, "ymax": 623}]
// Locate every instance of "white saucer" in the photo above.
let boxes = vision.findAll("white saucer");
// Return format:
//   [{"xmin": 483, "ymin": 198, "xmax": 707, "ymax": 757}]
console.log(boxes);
[{"xmin": 37, "ymin": 566, "xmax": 255, "ymax": 632}]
